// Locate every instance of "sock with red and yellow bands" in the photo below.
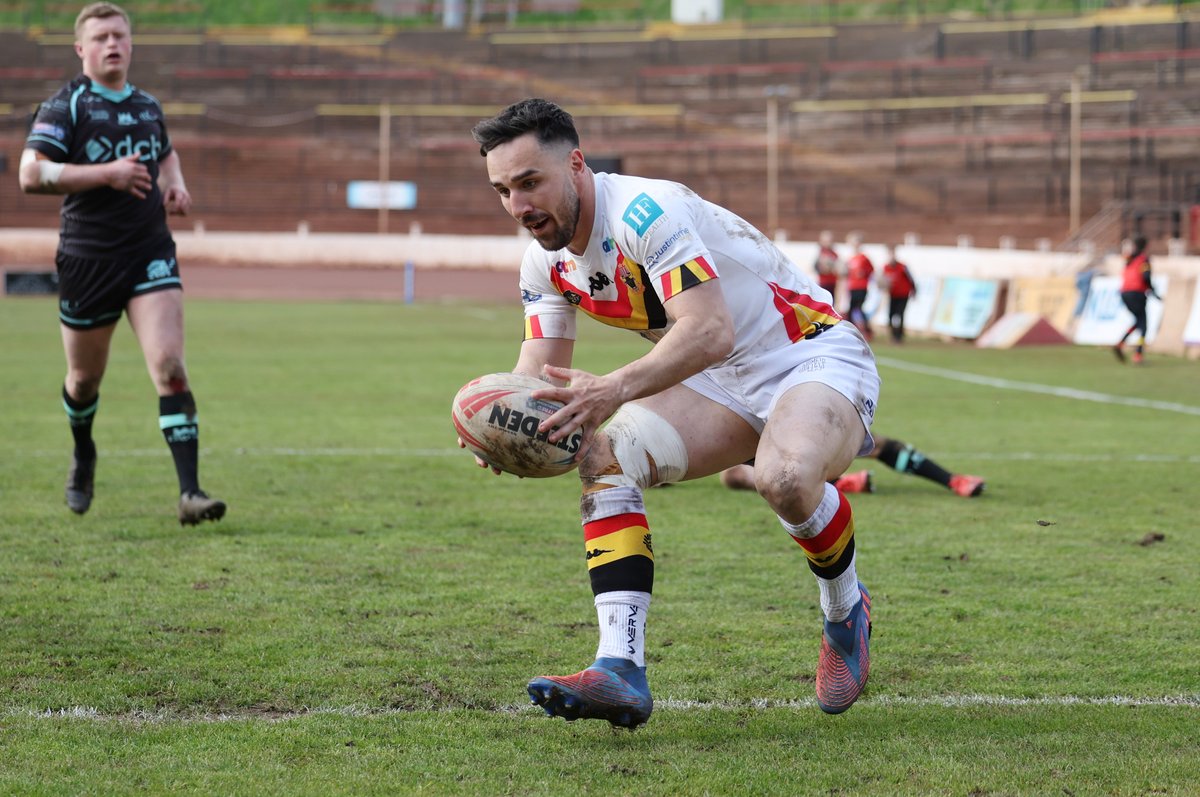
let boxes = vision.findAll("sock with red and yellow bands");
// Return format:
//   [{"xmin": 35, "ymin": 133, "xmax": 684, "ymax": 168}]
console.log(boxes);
[{"xmin": 780, "ymin": 482, "xmax": 861, "ymax": 623}]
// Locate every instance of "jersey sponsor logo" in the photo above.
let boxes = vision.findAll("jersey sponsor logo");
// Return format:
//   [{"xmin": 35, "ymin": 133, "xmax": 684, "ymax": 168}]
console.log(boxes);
[
  {"xmin": 31, "ymin": 122, "xmax": 67, "ymax": 141},
  {"xmin": 84, "ymin": 132, "xmax": 163, "ymax": 163},
  {"xmin": 90, "ymin": 110, "xmax": 110, "ymax": 121},
  {"xmin": 553, "ymin": 258, "xmax": 577, "ymax": 275},
  {"xmin": 138, "ymin": 110, "xmax": 158, "ymax": 122},
  {"xmin": 643, "ymin": 226, "xmax": 692, "ymax": 269},
  {"xmin": 117, "ymin": 112, "xmax": 136, "ymax": 126},
  {"xmin": 521, "ymin": 288, "xmax": 542, "ymax": 304},
  {"xmin": 622, "ymin": 192, "xmax": 664, "ymax": 238}
]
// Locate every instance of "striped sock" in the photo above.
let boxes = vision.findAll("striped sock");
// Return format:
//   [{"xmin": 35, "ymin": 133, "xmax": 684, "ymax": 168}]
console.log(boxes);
[
  {"xmin": 159, "ymin": 392, "xmax": 200, "ymax": 495},
  {"xmin": 780, "ymin": 482, "xmax": 861, "ymax": 622},
  {"xmin": 62, "ymin": 385, "xmax": 98, "ymax": 460}
]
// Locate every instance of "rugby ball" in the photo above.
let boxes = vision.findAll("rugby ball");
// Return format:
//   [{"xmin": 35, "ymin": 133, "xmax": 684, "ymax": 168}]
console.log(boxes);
[{"xmin": 451, "ymin": 372, "xmax": 583, "ymax": 478}]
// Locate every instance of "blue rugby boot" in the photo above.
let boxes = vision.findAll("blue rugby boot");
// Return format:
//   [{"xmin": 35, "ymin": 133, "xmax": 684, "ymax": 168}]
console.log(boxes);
[
  {"xmin": 816, "ymin": 582, "xmax": 872, "ymax": 714},
  {"xmin": 527, "ymin": 657, "xmax": 652, "ymax": 729}
]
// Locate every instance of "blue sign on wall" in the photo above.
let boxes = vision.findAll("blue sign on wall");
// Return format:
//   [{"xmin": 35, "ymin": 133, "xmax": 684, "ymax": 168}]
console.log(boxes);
[
  {"xmin": 930, "ymin": 277, "xmax": 1000, "ymax": 339},
  {"xmin": 346, "ymin": 181, "xmax": 418, "ymax": 210}
]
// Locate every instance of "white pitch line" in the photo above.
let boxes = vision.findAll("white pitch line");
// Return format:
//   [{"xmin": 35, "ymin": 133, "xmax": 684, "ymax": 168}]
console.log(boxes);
[
  {"xmin": 9, "ymin": 695, "xmax": 1199, "ymax": 724},
  {"xmin": 876, "ymin": 356, "xmax": 1200, "ymax": 417},
  {"xmin": 18, "ymin": 447, "xmax": 1200, "ymax": 464}
]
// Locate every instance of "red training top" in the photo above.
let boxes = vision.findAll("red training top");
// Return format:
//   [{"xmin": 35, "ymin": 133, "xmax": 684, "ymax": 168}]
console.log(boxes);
[
  {"xmin": 883, "ymin": 260, "xmax": 915, "ymax": 299},
  {"xmin": 846, "ymin": 253, "xmax": 874, "ymax": 291}
]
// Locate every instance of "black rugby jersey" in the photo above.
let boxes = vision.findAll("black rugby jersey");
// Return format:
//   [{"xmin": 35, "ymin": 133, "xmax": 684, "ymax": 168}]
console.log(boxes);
[{"xmin": 26, "ymin": 74, "xmax": 175, "ymax": 258}]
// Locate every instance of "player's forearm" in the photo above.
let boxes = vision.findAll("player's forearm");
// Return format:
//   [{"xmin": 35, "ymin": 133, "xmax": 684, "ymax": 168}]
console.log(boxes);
[
  {"xmin": 20, "ymin": 156, "xmax": 123, "ymax": 196},
  {"xmin": 606, "ymin": 313, "xmax": 732, "ymax": 404},
  {"xmin": 157, "ymin": 150, "xmax": 186, "ymax": 193}
]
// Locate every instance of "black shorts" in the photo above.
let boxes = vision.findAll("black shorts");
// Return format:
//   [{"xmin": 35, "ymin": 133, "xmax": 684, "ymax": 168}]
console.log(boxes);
[{"xmin": 56, "ymin": 245, "xmax": 181, "ymax": 330}]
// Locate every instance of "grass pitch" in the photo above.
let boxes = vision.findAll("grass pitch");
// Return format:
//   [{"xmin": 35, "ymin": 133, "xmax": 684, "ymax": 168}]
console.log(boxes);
[{"xmin": 1, "ymin": 294, "xmax": 1197, "ymax": 796}]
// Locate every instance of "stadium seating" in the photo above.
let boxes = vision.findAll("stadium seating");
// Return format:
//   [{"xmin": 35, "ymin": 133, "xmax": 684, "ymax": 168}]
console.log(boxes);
[{"xmin": 1, "ymin": 7, "xmax": 1197, "ymax": 249}]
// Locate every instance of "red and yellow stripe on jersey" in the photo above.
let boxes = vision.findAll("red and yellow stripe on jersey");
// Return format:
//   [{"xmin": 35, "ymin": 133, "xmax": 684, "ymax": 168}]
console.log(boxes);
[
  {"xmin": 791, "ymin": 490, "xmax": 855, "ymax": 578},
  {"xmin": 533, "ymin": 249, "xmax": 668, "ymax": 336},
  {"xmin": 768, "ymin": 281, "xmax": 842, "ymax": 342},
  {"xmin": 659, "ymin": 256, "xmax": 718, "ymax": 300}
]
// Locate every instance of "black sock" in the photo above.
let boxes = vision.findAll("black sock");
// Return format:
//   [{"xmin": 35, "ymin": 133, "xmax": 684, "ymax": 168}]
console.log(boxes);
[
  {"xmin": 878, "ymin": 438, "xmax": 953, "ymax": 488},
  {"xmin": 62, "ymin": 385, "xmax": 98, "ymax": 460},
  {"xmin": 159, "ymin": 392, "xmax": 200, "ymax": 495}
]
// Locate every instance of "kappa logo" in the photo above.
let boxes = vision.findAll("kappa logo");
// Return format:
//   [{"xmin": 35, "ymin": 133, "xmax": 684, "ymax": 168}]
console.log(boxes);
[
  {"xmin": 622, "ymin": 193, "xmax": 664, "ymax": 238},
  {"xmin": 586, "ymin": 548, "xmax": 613, "ymax": 561}
]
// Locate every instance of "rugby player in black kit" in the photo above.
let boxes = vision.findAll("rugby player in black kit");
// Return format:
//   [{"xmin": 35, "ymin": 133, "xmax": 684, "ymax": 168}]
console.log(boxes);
[{"xmin": 20, "ymin": 2, "xmax": 225, "ymax": 525}]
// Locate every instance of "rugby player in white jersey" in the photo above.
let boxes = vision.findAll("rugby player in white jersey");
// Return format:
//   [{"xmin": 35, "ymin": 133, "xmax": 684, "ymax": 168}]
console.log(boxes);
[{"xmin": 467, "ymin": 98, "xmax": 880, "ymax": 726}]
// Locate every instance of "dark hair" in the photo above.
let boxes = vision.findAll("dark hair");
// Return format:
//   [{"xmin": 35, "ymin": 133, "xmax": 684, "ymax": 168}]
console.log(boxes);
[
  {"xmin": 471, "ymin": 98, "xmax": 579, "ymax": 157},
  {"xmin": 1131, "ymin": 235, "xmax": 1148, "ymax": 256}
]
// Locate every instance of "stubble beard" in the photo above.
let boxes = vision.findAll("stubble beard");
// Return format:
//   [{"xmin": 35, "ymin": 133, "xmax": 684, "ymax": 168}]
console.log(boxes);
[{"xmin": 532, "ymin": 187, "xmax": 581, "ymax": 252}]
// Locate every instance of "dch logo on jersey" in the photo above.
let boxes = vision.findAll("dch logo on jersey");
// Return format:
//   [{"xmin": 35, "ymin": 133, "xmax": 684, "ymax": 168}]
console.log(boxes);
[
  {"xmin": 85, "ymin": 132, "xmax": 162, "ymax": 163},
  {"xmin": 622, "ymin": 193, "xmax": 664, "ymax": 238}
]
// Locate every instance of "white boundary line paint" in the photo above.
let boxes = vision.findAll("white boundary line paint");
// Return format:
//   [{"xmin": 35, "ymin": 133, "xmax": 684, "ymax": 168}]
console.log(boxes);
[
  {"xmin": 10, "ymin": 694, "xmax": 1199, "ymax": 723},
  {"xmin": 21, "ymin": 447, "xmax": 1200, "ymax": 463},
  {"xmin": 876, "ymin": 355, "xmax": 1200, "ymax": 417}
]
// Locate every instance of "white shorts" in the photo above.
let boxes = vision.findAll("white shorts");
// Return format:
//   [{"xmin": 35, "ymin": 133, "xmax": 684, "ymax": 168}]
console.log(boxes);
[{"xmin": 681, "ymin": 322, "xmax": 879, "ymax": 457}]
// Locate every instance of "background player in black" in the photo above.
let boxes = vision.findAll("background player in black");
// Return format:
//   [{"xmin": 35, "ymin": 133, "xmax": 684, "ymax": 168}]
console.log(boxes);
[
  {"xmin": 721, "ymin": 435, "xmax": 985, "ymax": 498},
  {"xmin": 19, "ymin": 2, "xmax": 225, "ymax": 525}
]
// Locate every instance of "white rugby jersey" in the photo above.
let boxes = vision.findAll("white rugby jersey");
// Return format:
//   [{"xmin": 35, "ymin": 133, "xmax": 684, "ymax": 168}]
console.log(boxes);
[{"xmin": 519, "ymin": 171, "xmax": 842, "ymax": 368}]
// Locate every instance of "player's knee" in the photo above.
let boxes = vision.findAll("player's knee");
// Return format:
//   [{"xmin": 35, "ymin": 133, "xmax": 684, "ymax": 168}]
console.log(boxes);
[
  {"xmin": 65, "ymin": 372, "xmax": 102, "ymax": 401},
  {"xmin": 150, "ymin": 356, "xmax": 188, "ymax": 392},
  {"xmin": 755, "ymin": 456, "xmax": 828, "ymax": 520},
  {"xmin": 580, "ymin": 404, "xmax": 688, "ymax": 492}
]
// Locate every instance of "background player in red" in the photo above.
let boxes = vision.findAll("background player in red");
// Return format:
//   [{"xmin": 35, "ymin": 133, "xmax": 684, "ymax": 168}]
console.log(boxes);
[
  {"xmin": 881, "ymin": 244, "xmax": 917, "ymax": 344},
  {"xmin": 844, "ymin": 236, "xmax": 874, "ymax": 340},
  {"xmin": 19, "ymin": 2, "xmax": 225, "ymax": 524},
  {"xmin": 813, "ymin": 229, "xmax": 841, "ymax": 300},
  {"xmin": 1112, "ymin": 235, "xmax": 1160, "ymax": 366}
]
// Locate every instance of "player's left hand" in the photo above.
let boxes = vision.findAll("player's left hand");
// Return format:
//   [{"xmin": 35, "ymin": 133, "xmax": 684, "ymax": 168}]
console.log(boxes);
[
  {"xmin": 532, "ymin": 364, "xmax": 623, "ymax": 460},
  {"xmin": 163, "ymin": 185, "xmax": 191, "ymax": 216}
]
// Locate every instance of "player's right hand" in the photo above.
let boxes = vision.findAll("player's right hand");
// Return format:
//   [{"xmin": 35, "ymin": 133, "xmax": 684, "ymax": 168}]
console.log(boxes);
[{"xmin": 108, "ymin": 153, "xmax": 153, "ymax": 199}]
